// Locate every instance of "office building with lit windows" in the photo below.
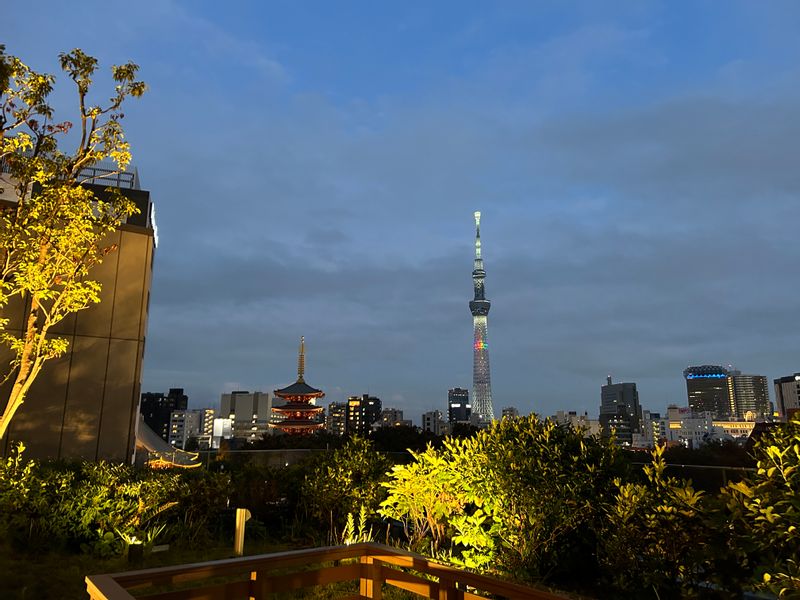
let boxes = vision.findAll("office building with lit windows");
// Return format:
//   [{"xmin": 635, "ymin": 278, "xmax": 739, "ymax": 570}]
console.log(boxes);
[
  {"xmin": 727, "ymin": 373, "xmax": 770, "ymax": 420},
  {"xmin": 447, "ymin": 388, "xmax": 471, "ymax": 423},
  {"xmin": 141, "ymin": 388, "xmax": 188, "ymax": 442},
  {"xmin": 684, "ymin": 365, "xmax": 731, "ymax": 418},
  {"xmin": 422, "ymin": 410, "xmax": 446, "ymax": 436},
  {"xmin": 346, "ymin": 394, "xmax": 381, "ymax": 436},
  {"xmin": 326, "ymin": 402, "xmax": 348, "ymax": 436},
  {"xmin": 599, "ymin": 376, "xmax": 642, "ymax": 446},
  {"xmin": 169, "ymin": 408, "xmax": 215, "ymax": 449},
  {"xmin": 774, "ymin": 373, "xmax": 800, "ymax": 418},
  {"xmin": 220, "ymin": 390, "xmax": 272, "ymax": 441}
]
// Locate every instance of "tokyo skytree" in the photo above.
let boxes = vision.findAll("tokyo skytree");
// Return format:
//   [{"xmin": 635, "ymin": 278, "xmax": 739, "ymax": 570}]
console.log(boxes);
[{"xmin": 469, "ymin": 211, "xmax": 495, "ymax": 424}]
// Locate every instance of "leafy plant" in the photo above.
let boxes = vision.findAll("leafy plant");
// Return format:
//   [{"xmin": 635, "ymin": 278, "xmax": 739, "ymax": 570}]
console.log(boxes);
[
  {"xmin": 381, "ymin": 416, "xmax": 625, "ymax": 588},
  {"xmin": 301, "ymin": 437, "xmax": 389, "ymax": 538},
  {"xmin": 723, "ymin": 417, "xmax": 800, "ymax": 598},
  {"xmin": 380, "ymin": 441, "xmax": 467, "ymax": 552},
  {"xmin": 0, "ymin": 46, "xmax": 146, "ymax": 439},
  {"xmin": 340, "ymin": 505, "xmax": 374, "ymax": 545},
  {"xmin": 600, "ymin": 444, "xmax": 708, "ymax": 598}
]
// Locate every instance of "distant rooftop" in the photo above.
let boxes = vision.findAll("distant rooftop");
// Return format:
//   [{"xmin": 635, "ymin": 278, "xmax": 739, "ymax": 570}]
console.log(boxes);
[
  {"xmin": 78, "ymin": 162, "xmax": 141, "ymax": 190},
  {"xmin": 0, "ymin": 158, "xmax": 141, "ymax": 190}
]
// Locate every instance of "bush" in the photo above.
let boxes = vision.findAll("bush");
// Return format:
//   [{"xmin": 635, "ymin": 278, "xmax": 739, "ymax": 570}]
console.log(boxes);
[
  {"xmin": 381, "ymin": 416, "xmax": 625, "ymax": 588},
  {"xmin": 0, "ymin": 444, "xmax": 230, "ymax": 556},
  {"xmin": 599, "ymin": 445, "xmax": 709, "ymax": 598},
  {"xmin": 300, "ymin": 437, "xmax": 390, "ymax": 540},
  {"xmin": 723, "ymin": 417, "xmax": 800, "ymax": 598}
]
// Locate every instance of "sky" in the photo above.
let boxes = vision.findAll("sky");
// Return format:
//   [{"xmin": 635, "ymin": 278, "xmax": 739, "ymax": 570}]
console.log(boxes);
[{"xmin": 5, "ymin": 1, "xmax": 800, "ymax": 422}]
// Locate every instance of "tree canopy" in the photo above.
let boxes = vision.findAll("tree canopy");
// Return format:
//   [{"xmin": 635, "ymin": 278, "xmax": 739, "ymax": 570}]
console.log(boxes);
[{"xmin": 0, "ymin": 47, "xmax": 146, "ymax": 439}]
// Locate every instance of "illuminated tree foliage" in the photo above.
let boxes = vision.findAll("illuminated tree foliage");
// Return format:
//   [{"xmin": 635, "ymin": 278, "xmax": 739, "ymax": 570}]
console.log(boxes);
[
  {"xmin": 723, "ymin": 417, "xmax": 800, "ymax": 598},
  {"xmin": 301, "ymin": 437, "xmax": 390, "ymax": 538},
  {"xmin": 0, "ymin": 46, "xmax": 145, "ymax": 439},
  {"xmin": 381, "ymin": 415, "xmax": 626, "ymax": 587},
  {"xmin": 599, "ymin": 444, "xmax": 708, "ymax": 598}
]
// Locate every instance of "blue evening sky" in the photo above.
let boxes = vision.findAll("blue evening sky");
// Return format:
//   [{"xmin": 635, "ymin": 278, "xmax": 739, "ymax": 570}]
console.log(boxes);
[{"xmin": 4, "ymin": 1, "xmax": 800, "ymax": 421}]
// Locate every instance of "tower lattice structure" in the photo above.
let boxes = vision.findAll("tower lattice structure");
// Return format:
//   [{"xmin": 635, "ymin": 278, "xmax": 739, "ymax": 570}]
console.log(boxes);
[{"xmin": 469, "ymin": 211, "xmax": 495, "ymax": 424}]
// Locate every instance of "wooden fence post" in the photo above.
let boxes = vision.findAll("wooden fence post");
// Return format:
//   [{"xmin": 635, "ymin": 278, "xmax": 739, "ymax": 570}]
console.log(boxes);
[{"xmin": 359, "ymin": 555, "xmax": 383, "ymax": 599}]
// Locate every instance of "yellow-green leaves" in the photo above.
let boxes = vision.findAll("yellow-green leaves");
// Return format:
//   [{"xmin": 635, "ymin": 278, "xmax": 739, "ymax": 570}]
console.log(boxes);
[{"xmin": 0, "ymin": 47, "xmax": 145, "ymax": 439}]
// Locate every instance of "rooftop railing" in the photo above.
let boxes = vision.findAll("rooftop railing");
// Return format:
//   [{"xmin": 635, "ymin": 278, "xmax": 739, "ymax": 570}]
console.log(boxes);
[{"xmin": 85, "ymin": 542, "xmax": 568, "ymax": 600}]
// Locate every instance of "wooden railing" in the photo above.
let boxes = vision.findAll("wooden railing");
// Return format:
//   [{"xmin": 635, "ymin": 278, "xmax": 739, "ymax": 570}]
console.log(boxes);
[{"xmin": 85, "ymin": 542, "xmax": 568, "ymax": 600}]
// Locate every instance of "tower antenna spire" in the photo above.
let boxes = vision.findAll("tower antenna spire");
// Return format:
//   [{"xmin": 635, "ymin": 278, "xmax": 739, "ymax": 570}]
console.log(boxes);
[
  {"xmin": 474, "ymin": 211, "xmax": 482, "ymax": 259},
  {"xmin": 297, "ymin": 336, "xmax": 305, "ymax": 382}
]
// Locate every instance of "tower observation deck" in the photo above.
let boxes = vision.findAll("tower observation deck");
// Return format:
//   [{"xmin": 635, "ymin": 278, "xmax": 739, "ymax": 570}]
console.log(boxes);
[{"xmin": 470, "ymin": 211, "xmax": 495, "ymax": 424}]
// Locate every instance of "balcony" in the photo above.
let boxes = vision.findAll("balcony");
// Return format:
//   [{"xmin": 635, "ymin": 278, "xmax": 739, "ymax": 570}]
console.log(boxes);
[{"xmin": 85, "ymin": 542, "xmax": 566, "ymax": 600}]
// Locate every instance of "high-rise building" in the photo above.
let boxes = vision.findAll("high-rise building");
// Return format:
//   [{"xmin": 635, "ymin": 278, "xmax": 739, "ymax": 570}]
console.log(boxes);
[
  {"xmin": 447, "ymin": 388, "xmax": 471, "ymax": 423},
  {"xmin": 422, "ymin": 410, "xmax": 446, "ymax": 436},
  {"xmin": 377, "ymin": 408, "xmax": 411, "ymax": 428},
  {"xmin": 684, "ymin": 365, "xmax": 770, "ymax": 419},
  {"xmin": 221, "ymin": 390, "xmax": 272, "ymax": 441},
  {"xmin": 169, "ymin": 408, "xmax": 215, "ymax": 449},
  {"xmin": 552, "ymin": 410, "xmax": 601, "ymax": 437},
  {"xmin": 1, "ymin": 167, "xmax": 155, "ymax": 461},
  {"xmin": 469, "ymin": 211, "xmax": 495, "ymax": 425},
  {"xmin": 346, "ymin": 394, "xmax": 382, "ymax": 436},
  {"xmin": 659, "ymin": 405, "xmax": 713, "ymax": 449},
  {"xmin": 727, "ymin": 373, "xmax": 770, "ymax": 420},
  {"xmin": 599, "ymin": 376, "xmax": 642, "ymax": 446},
  {"xmin": 774, "ymin": 373, "xmax": 800, "ymax": 418},
  {"xmin": 326, "ymin": 401, "xmax": 348, "ymax": 436},
  {"xmin": 683, "ymin": 365, "xmax": 730, "ymax": 418},
  {"xmin": 141, "ymin": 388, "xmax": 188, "ymax": 442},
  {"xmin": 501, "ymin": 406, "xmax": 520, "ymax": 419}
]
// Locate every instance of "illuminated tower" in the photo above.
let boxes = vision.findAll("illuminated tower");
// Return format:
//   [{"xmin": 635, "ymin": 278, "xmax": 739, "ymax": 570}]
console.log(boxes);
[
  {"xmin": 271, "ymin": 337, "xmax": 325, "ymax": 434},
  {"xmin": 470, "ymin": 211, "xmax": 495, "ymax": 424}
]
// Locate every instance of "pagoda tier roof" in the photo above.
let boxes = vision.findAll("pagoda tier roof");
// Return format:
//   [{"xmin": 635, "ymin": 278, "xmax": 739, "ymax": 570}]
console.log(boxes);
[
  {"xmin": 273, "ymin": 379, "xmax": 325, "ymax": 399},
  {"xmin": 269, "ymin": 421, "xmax": 325, "ymax": 429},
  {"xmin": 272, "ymin": 403, "xmax": 324, "ymax": 413}
]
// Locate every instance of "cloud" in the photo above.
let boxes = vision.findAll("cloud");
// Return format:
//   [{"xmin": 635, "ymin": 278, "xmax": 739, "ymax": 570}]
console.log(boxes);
[{"xmin": 5, "ymin": 3, "xmax": 800, "ymax": 422}]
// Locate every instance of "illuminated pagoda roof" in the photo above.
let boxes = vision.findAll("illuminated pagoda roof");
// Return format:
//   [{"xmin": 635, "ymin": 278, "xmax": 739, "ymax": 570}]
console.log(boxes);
[{"xmin": 273, "ymin": 379, "xmax": 324, "ymax": 400}]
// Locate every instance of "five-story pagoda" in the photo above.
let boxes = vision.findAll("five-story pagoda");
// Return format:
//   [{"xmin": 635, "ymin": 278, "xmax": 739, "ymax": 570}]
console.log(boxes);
[{"xmin": 271, "ymin": 337, "xmax": 325, "ymax": 434}]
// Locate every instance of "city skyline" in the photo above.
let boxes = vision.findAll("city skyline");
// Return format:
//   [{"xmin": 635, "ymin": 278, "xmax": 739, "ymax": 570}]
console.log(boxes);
[{"xmin": 5, "ymin": 2, "xmax": 800, "ymax": 420}]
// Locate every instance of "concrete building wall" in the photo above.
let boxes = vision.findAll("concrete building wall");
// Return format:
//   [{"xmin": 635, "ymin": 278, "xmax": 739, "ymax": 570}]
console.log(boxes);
[
  {"xmin": 220, "ymin": 391, "xmax": 272, "ymax": 441},
  {"xmin": 1, "ymin": 185, "xmax": 153, "ymax": 462},
  {"xmin": 774, "ymin": 374, "xmax": 800, "ymax": 417}
]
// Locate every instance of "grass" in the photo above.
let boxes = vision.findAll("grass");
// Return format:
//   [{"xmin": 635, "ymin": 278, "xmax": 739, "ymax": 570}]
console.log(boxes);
[
  {"xmin": 0, "ymin": 538, "xmax": 288, "ymax": 600},
  {"xmin": 0, "ymin": 540, "xmax": 424, "ymax": 600}
]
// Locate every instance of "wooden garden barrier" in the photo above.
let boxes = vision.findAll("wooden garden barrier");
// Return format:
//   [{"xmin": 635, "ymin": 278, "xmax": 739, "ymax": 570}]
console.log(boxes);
[{"xmin": 85, "ymin": 542, "xmax": 568, "ymax": 599}]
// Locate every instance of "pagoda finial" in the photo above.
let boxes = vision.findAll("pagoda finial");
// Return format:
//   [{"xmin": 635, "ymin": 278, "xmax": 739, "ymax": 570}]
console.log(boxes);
[{"xmin": 297, "ymin": 336, "xmax": 305, "ymax": 382}]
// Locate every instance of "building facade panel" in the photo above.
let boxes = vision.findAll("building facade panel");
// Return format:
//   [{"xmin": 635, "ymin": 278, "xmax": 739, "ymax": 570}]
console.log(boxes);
[
  {"xmin": 60, "ymin": 335, "xmax": 108, "ymax": 460},
  {"xmin": 74, "ymin": 230, "xmax": 120, "ymax": 338},
  {"xmin": 1, "ymin": 182, "xmax": 154, "ymax": 462},
  {"xmin": 97, "ymin": 339, "xmax": 141, "ymax": 461}
]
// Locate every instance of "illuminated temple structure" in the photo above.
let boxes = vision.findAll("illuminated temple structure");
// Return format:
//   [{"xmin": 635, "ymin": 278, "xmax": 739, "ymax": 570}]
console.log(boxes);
[{"xmin": 271, "ymin": 337, "xmax": 325, "ymax": 434}]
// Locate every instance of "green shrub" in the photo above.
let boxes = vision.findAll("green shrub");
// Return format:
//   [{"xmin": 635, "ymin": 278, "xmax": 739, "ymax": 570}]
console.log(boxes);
[
  {"xmin": 0, "ymin": 444, "xmax": 230, "ymax": 556},
  {"xmin": 723, "ymin": 417, "xmax": 800, "ymax": 598},
  {"xmin": 599, "ymin": 445, "xmax": 709, "ymax": 598},
  {"xmin": 300, "ymin": 437, "xmax": 390, "ymax": 539},
  {"xmin": 381, "ymin": 416, "xmax": 625, "ymax": 588}
]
